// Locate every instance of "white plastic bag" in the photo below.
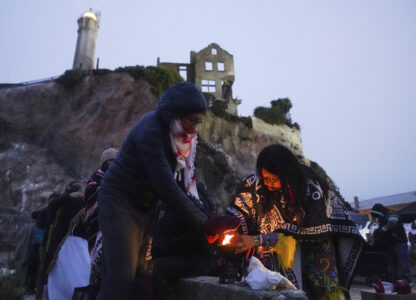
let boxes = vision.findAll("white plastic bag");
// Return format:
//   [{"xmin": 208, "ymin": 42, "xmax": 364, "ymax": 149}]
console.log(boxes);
[{"xmin": 245, "ymin": 256, "xmax": 296, "ymax": 290}]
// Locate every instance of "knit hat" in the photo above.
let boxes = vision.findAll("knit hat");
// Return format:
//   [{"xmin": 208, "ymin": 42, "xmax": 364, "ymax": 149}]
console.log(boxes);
[
  {"xmin": 157, "ymin": 82, "xmax": 207, "ymax": 118},
  {"xmin": 370, "ymin": 203, "xmax": 389, "ymax": 218},
  {"xmin": 65, "ymin": 181, "xmax": 83, "ymax": 194},
  {"xmin": 100, "ymin": 148, "xmax": 119, "ymax": 167}
]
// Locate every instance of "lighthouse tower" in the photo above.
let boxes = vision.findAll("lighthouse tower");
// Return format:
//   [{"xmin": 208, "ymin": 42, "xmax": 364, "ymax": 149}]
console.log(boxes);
[{"xmin": 72, "ymin": 10, "xmax": 100, "ymax": 70}]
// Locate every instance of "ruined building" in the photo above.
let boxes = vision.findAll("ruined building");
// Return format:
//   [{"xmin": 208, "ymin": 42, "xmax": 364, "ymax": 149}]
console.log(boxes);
[
  {"xmin": 73, "ymin": 10, "xmax": 100, "ymax": 71},
  {"xmin": 157, "ymin": 43, "xmax": 241, "ymax": 115}
]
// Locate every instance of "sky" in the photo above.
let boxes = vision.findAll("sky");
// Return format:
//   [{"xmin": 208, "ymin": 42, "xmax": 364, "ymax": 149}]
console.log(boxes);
[{"xmin": 1, "ymin": 0, "xmax": 415, "ymax": 203}]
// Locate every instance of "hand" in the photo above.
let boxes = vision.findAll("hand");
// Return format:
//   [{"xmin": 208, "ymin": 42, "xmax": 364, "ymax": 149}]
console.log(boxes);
[
  {"xmin": 204, "ymin": 215, "xmax": 240, "ymax": 243},
  {"xmin": 228, "ymin": 235, "xmax": 256, "ymax": 254}
]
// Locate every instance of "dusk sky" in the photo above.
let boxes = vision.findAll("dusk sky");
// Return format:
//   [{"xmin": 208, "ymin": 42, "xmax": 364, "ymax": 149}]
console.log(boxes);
[{"xmin": 1, "ymin": 0, "xmax": 415, "ymax": 203}]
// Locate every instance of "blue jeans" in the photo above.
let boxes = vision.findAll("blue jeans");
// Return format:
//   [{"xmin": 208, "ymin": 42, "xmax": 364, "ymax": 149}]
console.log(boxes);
[{"xmin": 96, "ymin": 194, "xmax": 151, "ymax": 300}]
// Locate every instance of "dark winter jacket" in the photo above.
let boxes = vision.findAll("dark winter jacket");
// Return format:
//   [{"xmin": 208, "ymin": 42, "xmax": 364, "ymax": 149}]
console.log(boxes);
[
  {"xmin": 31, "ymin": 207, "xmax": 49, "ymax": 245},
  {"xmin": 152, "ymin": 183, "xmax": 217, "ymax": 258},
  {"xmin": 373, "ymin": 215, "xmax": 408, "ymax": 249},
  {"xmin": 371, "ymin": 203, "xmax": 408, "ymax": 248},
  {"xmin": 101, "ymin": 82, "xmax": 208, "ymax": 228}
]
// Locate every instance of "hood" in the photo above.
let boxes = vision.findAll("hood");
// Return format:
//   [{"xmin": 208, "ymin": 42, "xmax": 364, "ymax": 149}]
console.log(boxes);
[{"xmin": 156, "ymin": 82, "xmax": 207, "ymax": 125}]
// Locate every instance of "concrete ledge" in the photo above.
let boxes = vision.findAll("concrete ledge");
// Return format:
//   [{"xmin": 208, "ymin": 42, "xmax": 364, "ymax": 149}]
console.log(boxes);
[{"xmin": 170, "ymin": 276, "xmax": 307, "ymax": 300}]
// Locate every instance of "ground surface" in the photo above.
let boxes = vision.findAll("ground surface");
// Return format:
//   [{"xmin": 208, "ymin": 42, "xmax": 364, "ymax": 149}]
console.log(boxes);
[{"xmin": 22, "ymin": 279, "xmax": 409, "ymax": 300}]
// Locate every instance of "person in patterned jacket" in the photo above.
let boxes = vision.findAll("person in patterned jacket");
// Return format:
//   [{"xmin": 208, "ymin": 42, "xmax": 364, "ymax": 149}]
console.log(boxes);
[
  {"xmin": 84, "ymin": 148, "xmax": 118, "ymax": 287},
  {"xmin": 226, "ymin": 144, "xmax": 364, "ymax": 299}
]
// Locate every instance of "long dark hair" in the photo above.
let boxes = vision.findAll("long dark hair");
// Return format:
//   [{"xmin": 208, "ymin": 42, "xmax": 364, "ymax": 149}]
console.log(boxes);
[{"xmin": 256, "ymin": 144, "xmax": 307, "ymax": 225}]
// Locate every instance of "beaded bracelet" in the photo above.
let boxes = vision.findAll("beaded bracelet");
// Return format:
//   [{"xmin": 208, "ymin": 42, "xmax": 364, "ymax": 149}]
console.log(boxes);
[{"xmin": 253, "ymin": 235, "xmax": 261, "ymax": 246}]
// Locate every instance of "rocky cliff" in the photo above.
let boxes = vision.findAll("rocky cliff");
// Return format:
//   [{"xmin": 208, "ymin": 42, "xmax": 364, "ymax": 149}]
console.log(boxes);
[{"xmin": 0, "ymin": 72, "xmax": 303, "ymax": 265}]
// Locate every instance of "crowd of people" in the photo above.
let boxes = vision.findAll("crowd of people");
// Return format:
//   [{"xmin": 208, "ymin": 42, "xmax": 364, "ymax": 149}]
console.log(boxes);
[
  {"xmin": 28, "ymin": 148, "xmax": 119, "ymax": 300},
  {"xmin": 357, "ymin": 203, "xmax": 413, "ymax": 285},
  {"xmin": 23, "ymin": 82, "xmax": 414, "ymax": 300}
]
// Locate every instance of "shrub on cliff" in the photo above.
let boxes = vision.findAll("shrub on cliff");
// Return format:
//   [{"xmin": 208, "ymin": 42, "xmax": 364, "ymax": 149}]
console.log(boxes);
[
  {"xmin": 92, "ymin": 68, "xmax": 112, "ymax": 76},
  {"xmin": 115, "ymin": 65, "xmax": 183, "ymax": 98},
  {"xmin": 57, "ymin": 66, "xmax": 183, "ymax": 98},
  {"xmin": 254, "ymin": 98, "xmax": 299, "ymax": 129},
  {"xmin": 210, "ymin": 100, "xmax": 252, "ymax": 128},
  {"xmin": 56, "ymin": 69, "xmax": 89, "ymax": 88}
]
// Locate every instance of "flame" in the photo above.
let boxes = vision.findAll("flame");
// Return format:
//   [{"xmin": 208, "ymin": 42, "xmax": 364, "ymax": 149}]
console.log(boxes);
[{"xmin": 221, "ymin": 234, "xmax": 235, "ymax": 246}]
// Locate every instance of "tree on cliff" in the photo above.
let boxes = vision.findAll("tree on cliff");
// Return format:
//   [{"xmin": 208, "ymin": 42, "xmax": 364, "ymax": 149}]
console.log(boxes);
[{"xmin": 254, "ymin": 98, "xmax": 300, "ymax": 129}]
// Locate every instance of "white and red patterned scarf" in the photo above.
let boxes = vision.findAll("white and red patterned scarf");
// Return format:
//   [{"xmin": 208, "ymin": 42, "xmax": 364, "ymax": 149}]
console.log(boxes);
[{"xmin": 169, "ymin": 118, "xmax": 199, "ymax": 199}]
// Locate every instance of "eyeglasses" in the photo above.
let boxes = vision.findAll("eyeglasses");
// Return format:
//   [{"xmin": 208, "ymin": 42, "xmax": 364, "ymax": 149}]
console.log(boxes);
[
  {"xmin": 185, "ymin": 115, "xmax": 203, "ymax": 125},
  {"xmin": 263, "ymin": 176, "xmax": 280, "ymax": 185}
]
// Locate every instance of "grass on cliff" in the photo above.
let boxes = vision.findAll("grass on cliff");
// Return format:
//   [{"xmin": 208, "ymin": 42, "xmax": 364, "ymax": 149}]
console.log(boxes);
[
  {"xmin": 115, "ymin": 65, "xmax": 183, "ymax": 98},
  {"xmin": 56, "ymin": 65, "xmax": 183, "ymax": 98}
]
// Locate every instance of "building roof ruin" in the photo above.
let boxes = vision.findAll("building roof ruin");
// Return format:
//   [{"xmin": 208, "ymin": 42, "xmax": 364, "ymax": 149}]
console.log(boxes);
[{"xmin": 157, "ymin": 43, "xmax": 241, "ymax": 115}]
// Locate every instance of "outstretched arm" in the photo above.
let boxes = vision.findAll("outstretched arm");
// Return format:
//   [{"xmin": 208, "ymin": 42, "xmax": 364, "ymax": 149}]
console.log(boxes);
[{"xmin": 139, "ymin": 130, "xmax": 207, "ymax": 229}]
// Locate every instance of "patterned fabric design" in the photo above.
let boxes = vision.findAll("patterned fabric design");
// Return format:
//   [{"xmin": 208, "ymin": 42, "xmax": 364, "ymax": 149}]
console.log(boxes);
[
  {"xmin": 89, "ymin": 233, "xmax": 103, "ymax": 285},
  {"xmin": 279, "ymin": 222, "xmax": 360, "ymax": 236},
  {"xmin": 260, "ymin": 232, "xmax": 279, "ymax": 247},
  {"xmin": 304, "ymin": 239, "xmax": 339, "ymax": 298},
  {"xmin": 232, "ymin": 174, "xmax": 361, "ymax": 239},
  {"xmin": 259, "ymin": 204, "xmax": 284, "ymax": 234},
  {"xmin": 326, "ymin": 190, "xmax": 351, "ymax": 220},
  {"xmin": 84, "ymin": 169, "xmax": 105, "ymax": 285},
  {"xmin": 84, "ymin": 169, "xmax": 104, "ymax": 255},
  {"xmin": 228, "ymin": 173, "xmax": 364, "ymax": 292},
  {"xmin": 226, "ymin": 206, "xmax": 249, "ymax": 235},
  {"xmin": 234, "ymin": 193, "xmax": 253, "ymax": 216},
  {"xmin": 233, "ymin": 174, "xmax": 287, "ymax": 235},
  {"xmin": 339, "ymin": 239, "xmax": 363, "ymax": 287},
  {"xmin": 285, "ymin": 269, "xmax": 300, "ymax": 289}
]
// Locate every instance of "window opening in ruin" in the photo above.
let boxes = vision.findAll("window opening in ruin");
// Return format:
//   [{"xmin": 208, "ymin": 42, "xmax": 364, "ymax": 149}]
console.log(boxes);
[
  {"xmin": 201, "ymin": 79, "xmax": 216, "ymax": 92},
  {"xmin": 205, "ymin": 61, "xmax": 213, "ymax": 71},
  {"xmin": 212, "ymin": 48, "xmax": 217, "ymax": 55},
  {"xmin": 179, "ymin": 65, "xmax": 187, "ymax": 81},
  {"xmin": 217, "ymin": 62, "xmax": 225, "ymax": 72}
]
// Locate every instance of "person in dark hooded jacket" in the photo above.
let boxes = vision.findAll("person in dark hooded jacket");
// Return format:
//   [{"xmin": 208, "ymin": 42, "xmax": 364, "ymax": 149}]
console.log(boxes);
[
  {"xmin": 370, "ymin": 203, "xmax": 411, "ymax": 282},
  {"xmin": 97, "ymin": 82, "xmax": 209, "ymax": 300}
]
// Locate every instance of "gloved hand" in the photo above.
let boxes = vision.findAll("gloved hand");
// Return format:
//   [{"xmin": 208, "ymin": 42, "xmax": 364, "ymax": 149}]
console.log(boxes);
[{"xmin": 204, "ymin": 215, "xmax": 240, "ymax": 244}]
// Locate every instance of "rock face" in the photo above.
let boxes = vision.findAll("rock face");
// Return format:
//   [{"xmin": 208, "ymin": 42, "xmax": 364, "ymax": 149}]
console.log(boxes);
[
  {"xmin": 198, "ymin": 113, "xmax": 304, "ymax": 182},
  {"xmin": 0, "ymin": 72, "xmax": 302, "ymax": 264},
  {"xmin": 0, "ymin": 73, "xmax": 157, "ymax": 212},
  {"xmin": 196, "ymin": 112, "xmax": 304, "ymax": 211}
]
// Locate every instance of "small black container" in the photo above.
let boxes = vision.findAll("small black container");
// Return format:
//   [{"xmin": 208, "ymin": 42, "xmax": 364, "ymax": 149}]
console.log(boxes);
[{"xmin": 219, "ymin": 257, "xmax": 243, "ymax": 284}]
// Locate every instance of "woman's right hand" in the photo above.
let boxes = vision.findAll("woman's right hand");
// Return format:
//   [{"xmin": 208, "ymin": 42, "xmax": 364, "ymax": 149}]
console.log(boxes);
[{"xmin": 228, "ymin": 235, "xmax": 256, "ymax": 254}]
